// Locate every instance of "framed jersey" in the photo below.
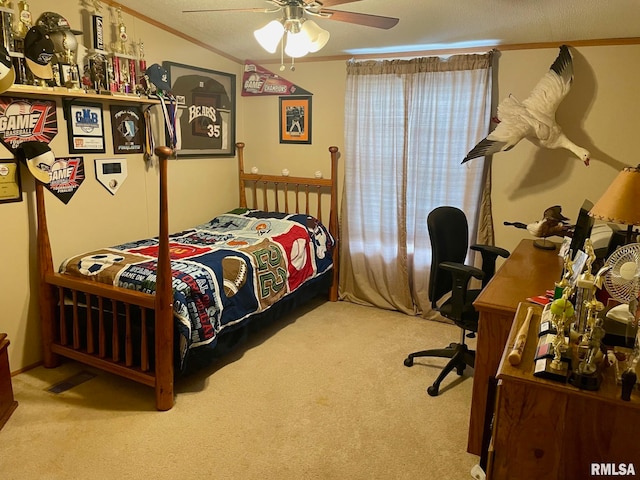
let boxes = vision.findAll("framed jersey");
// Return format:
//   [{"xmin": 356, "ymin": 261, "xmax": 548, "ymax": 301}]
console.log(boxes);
[{"xmin": 163, "ymin": 61, "xmax": 236, "ymax": 157}]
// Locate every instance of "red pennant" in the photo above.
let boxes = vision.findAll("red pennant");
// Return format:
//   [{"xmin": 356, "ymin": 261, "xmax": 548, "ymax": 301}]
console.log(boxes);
[{"xmin": 242, "ymin": 60, "xmax": 312, "ymax": 96}]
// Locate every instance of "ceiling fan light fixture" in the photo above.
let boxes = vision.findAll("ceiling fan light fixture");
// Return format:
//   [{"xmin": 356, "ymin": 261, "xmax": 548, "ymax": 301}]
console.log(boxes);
[
  {"xmin": 301, "ymin": 19, "xmax": 330, "ymax": 53},
  {"xmin": 253, "ymin": 19, "xmax": 285, "ymax": 54},
  {"xmin": 284, "ymin": 29, "xmax": 311, "ymax": 58}
]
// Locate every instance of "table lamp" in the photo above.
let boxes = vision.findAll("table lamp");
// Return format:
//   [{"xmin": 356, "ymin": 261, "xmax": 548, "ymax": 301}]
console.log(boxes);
[{"xmin": 588, "ymin": 165, "xmax": 640, "ymax": 244}]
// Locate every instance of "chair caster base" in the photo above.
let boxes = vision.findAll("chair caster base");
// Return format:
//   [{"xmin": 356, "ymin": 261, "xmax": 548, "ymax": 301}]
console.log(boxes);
[
  {"xmin": 404, "ymin": 357, "xmax": 413, "ymax": 367},
  {"xmin": 427, "ymin": 385, "xmax": 440, "ymax": 396}
]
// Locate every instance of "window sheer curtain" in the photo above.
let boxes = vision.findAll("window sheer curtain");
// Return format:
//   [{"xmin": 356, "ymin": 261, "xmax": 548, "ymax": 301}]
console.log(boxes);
[{"xmin": 339, "ymin": 53, "xmax": 494, "ymax": 318}]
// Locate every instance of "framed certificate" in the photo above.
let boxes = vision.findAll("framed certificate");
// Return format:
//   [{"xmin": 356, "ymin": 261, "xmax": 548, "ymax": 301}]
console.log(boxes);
[
  {"xmin": 0, "ymin": 159, "xmax": 22, "ymax": 203},
  {"xmin": 65, "ymin": 100, "xmax": 106, "ymax": 154}
]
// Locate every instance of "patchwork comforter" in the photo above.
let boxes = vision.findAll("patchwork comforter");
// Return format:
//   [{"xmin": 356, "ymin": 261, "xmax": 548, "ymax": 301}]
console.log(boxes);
[{"xmin": 59, "ymin": 209, "xmax": 334, "ymax": 367}]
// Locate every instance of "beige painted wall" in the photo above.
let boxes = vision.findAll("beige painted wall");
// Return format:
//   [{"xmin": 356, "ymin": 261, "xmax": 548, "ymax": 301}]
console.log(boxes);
[
  {"xmin": 491, "ymin": 46, "xmax": 640, "ymax": 257},
  {"xmin": 1, "ymin": 1, "xmax": 245, "ymax": 371},
  {"xmin": 2, "ymin": 0, "xmax": 638, "ymax": 372}
]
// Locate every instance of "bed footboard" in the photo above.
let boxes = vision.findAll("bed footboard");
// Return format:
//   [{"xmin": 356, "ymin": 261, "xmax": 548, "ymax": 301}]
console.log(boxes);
[
  {"xmin": 36, "ymin": 143, "xmax": 338, "ymax": 411},
  {"xmin": 38, "ymin": 146, "xmax": 175, "ymax": 411}
]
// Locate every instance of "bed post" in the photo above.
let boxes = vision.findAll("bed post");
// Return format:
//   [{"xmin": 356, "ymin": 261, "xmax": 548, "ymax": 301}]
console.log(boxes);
[
  {"xmin": 328, "ymin": 146, "xmax": 339, "ymax": 302},
  {"xmin": 36, "ymin": 182, "xmax": 59, "ymax": 367},
  {"xmin": 236, "ymin": 142, "xmax": 247, "ymax": 208},
  {"xmin": 154, "ymin": 146, "xmax": 174, "ymax": 411}
]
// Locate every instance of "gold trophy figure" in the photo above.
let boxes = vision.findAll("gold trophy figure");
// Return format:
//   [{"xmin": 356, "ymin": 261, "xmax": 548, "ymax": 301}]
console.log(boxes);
[
  {"xmin": 111, "ymin": 7, "xmax": 131, "ymax": 55},
  {"xmin": 549, "ymin": 296, "xmax": 574, "ymax": 371},
  {"xmin": 81, "ymin": 0, "xmax": 103, "ymax": 14},
  {"xmin": 14, "ymin": 0, "xmax": 31, "ymax": 40}
]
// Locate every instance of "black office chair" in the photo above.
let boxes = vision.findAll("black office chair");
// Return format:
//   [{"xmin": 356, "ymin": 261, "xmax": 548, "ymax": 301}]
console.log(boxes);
[{"xmin": 404, "ymin": 206, "xmax": 510, "ymax": 396}]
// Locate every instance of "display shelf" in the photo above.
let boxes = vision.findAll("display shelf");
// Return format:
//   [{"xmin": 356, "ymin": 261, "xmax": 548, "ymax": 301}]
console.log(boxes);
[{"xmin": 2, "ymin": 85, "xmax": 159, "ymax": 104}]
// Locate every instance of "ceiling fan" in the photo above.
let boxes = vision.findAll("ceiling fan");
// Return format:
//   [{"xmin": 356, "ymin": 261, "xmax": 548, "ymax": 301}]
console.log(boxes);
[{"xmin": 183, "ymin": 0, "xmax": 400, "ymax": 30}]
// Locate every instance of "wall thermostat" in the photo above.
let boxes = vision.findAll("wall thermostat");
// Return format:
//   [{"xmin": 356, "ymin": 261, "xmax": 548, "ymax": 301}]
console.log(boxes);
[{"xmin": 95, "ymin": 158, "xmax": 127, "ymax": 195}]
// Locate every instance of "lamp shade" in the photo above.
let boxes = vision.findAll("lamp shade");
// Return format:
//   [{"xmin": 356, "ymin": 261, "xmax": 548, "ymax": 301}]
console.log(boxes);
[
  {"xmin": 284, "ymin": 30, "xmax": 311, "ymax": 58},
  {"xmin": 254, "ymin": 20, "xmax": 285, "ymax": 54},
  {"xmin": 301, "ymin": 20, "xmax": 330, "ymax": 53},
  {"xmin": 589, "ymin": 165, "xmax": 640, "ymax": 226}
]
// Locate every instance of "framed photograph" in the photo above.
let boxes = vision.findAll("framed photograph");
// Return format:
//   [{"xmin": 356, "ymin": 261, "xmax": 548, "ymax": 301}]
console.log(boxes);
[
  {"xmin": 65, "ymin": 101, "xmax": 105, "ymax": 154},
  {"xmin": 279, "ymin": 96, "xmax": 312, "ymax": 144},
  {"xmin": 163, "ymin": 61, "xmax": 236, "ymax": 157},
  {"xmin": 53, "ymin": 63, "xmax": 80, "ymax": 88},
  {"xmin": 0, "ymin": 159, "xmax": 22, "ymax": 203}
]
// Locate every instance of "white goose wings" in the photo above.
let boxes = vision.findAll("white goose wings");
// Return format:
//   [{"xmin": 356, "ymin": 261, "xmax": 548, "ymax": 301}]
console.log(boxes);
[{"xmin": 462, "ymin": 45, "xmax": 590, "ymax": 166}]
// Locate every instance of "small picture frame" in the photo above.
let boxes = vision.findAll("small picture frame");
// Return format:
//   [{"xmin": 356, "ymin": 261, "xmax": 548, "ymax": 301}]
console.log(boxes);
[
  {"xmin": 279, "ymin": 96, "xmax": 312, "ymax": 144},
  {"xmin": 0, "ymin": 158, "xmax": 22, "ymax": 203},
  {"xmin": 65, "ymin": 100, "xmax": 106, "ymax": 154},
  {"xmin": 53, "ymin": 63, "xmax": 80, "ymax": 89}
]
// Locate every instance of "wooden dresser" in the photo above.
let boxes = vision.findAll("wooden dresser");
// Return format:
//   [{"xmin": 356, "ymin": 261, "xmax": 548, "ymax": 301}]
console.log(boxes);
[
  {"xmin": 487, "ymin": 303, "xmax": 640, "ymax": 480},
  {"xmin": 0, "ymin": 333, "xmax": 18, "ymax": 430}
]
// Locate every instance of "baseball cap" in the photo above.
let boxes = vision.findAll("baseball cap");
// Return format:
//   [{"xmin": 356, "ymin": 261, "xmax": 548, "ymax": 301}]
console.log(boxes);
[
  {"xmin": 18, "ymin": 141, "xmax": 55, "ymax": 184},
  {"xmin": 145, "ymin": 64, "xmax": 172, "ymax": 93},
  {"xmin": 36, "ymin": 12, "xmax": 83, "ymax": 35},
  {"xmin": 0, "ymin": 44, "xmax": 15, "ymax": 94},
  {"xmin": 24, "ymin": 26, "xmax": 55, "ymax": 80}
]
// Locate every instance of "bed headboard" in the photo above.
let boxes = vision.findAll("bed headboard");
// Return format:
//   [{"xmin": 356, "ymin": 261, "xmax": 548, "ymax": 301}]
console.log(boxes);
[
  {"xmin": 235, "ymin": 141, "xmax": 340, "ymax": 301},
  {"xmin": 236, "ymin": 141, "xmax": 339, "ymax": 223}
]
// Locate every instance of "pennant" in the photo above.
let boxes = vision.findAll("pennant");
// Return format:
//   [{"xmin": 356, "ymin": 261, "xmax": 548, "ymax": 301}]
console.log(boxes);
[
  {"xmin": 242, "ymin": 60, "xmax": 312, "ymax": 96},
  {"xmin": 0, "ymin": 97, "xmax": 58, "ymax": 153},
  {"xmin": 45, "ymin": 156, "xmax": 85, "ymax": 204}
]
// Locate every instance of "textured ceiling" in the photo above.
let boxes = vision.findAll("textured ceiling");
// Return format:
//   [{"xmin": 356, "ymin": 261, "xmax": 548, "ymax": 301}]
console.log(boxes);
[{"xmin": 121, "ymin": 0, "xmax": 639, "ymax": 61}]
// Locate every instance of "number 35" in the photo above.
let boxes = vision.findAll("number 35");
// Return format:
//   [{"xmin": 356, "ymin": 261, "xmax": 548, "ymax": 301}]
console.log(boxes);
[{"xmin": 207, "ymin": 124, "xmax": 221, "ymax": 138}]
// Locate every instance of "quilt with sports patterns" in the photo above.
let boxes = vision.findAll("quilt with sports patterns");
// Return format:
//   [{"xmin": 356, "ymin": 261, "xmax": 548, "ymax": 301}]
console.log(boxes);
[{"xmin": 59, "ymin": 209, "xmax": 334, "ymax": 367}]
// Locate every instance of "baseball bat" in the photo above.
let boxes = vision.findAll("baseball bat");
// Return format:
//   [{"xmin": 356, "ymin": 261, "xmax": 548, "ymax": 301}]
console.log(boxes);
[{"xmin": 508, "ymin": 306, "xmax": 535, "ymax": 366}]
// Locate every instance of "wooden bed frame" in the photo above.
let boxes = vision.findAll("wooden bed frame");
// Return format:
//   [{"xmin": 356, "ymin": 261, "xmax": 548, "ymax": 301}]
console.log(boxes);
[{"xmin": 36, "ymin": 142, "xmax": 340, "ymax": 411}]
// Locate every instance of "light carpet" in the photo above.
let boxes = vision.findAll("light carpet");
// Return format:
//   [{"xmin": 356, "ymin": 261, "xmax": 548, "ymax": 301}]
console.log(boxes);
[{"xmin": 1, "ymin": 299, "xmax": 480, "ymax": 480}]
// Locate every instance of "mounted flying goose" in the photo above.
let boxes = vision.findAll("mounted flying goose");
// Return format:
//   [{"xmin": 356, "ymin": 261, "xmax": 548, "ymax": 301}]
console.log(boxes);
[{"xmin": 462, "ymin": 45, "xmax": 590, "ymax": 166}]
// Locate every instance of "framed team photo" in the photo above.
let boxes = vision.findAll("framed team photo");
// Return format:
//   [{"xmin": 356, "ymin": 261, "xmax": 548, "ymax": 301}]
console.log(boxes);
[{"xmin": 279, "ymin": 96, "xmax": 311, "ymax": 144}]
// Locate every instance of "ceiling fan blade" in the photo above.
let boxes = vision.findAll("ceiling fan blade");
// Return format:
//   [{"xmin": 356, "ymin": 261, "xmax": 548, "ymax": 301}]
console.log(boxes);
[
  {"xmin": 321, "ymin": 8, "xmax": 399, "ymax": 29},
  {"xmin": 311, "ymin": 0, "xmax": 363, "ymax": 6},
  {"xmin": 182, "ymin": 8, "xmax": 273, "ymax": 14}
]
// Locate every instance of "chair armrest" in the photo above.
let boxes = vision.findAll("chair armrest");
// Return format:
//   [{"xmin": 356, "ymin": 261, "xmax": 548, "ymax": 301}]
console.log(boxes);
[
  {"xmin": 439, "ymin": 261, "xmax": 485, "ymax": 319},
  {"xmin": 439, "ymin": 261, "xmax": 485, "ymax": 281},
  {"xmin": 471, "ymin": 244, "xmax": 510, "ymax": 259},
  {"xmin": 470, "ymin": 244, "xmax": 510, "ymax": 287}
]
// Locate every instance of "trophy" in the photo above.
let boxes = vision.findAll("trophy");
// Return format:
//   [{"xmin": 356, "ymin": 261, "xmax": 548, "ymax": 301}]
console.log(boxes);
[
  {"xmin": 534, "ymin": 296, "xmax": 574, "ymax": 382},
  {"xmin": 554, "ymin": 252, "xmax": 574, "ymax": 299},
  {"xmin": 135, "ymin": 39, "xmax": 146, "ymax": 94},
  {"xmin": 15, "ymin": 1, "xmax": 31, "ymax": 35},
  {"xmin": 83, "ymin": 1, "xmax": 109, "ymax": 93},
  {"xmin": 570, "ymin": 298, "xmax": 605, "ymax": 390},
  {"xmin": 109, "ymin": 7, "xmax": 136, "ymax": 94},
  {"xmin": 0, "ymin": 0, "xmax": 13, "ymax": 53},
  {"xmin": 572, "ymin": 239, "xmax": 597, "ymax": 335},
  {"xmin": 7, "ymin": 0, "xmax": 31, "ymax": 84}
]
